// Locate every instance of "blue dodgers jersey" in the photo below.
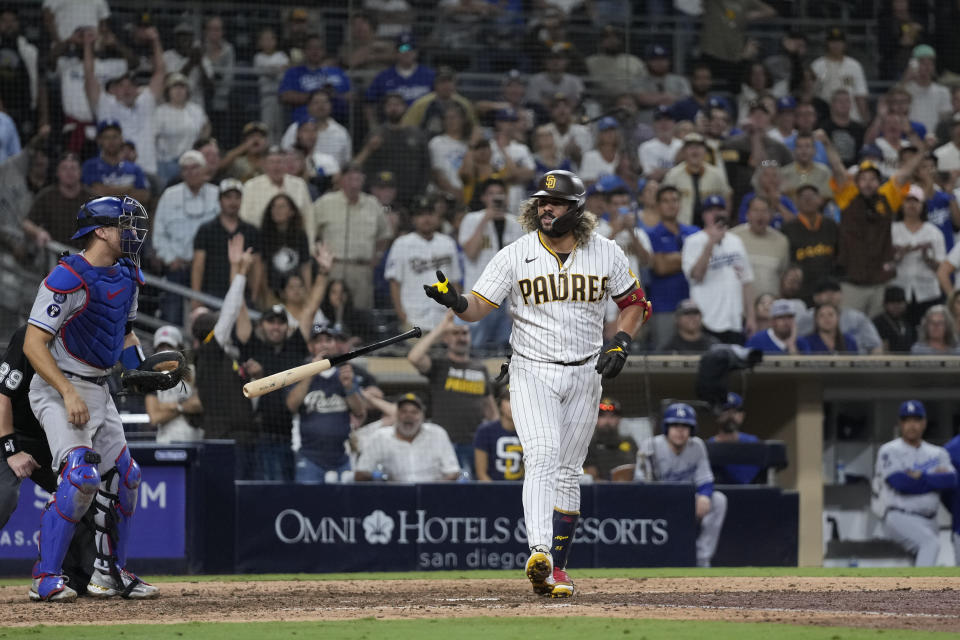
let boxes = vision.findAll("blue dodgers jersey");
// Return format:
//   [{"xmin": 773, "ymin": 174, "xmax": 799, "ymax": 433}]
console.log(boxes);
[
  {"xmin": 646, "ymin": 222, "xmax": 698, "ymax": 312},
  {"xmin": 925, "ymin": 189, "xmax": 956, "ymax": 253},
  {"xmin": 745, "ymin": 329, "xmax": 788, "ymax": 353},
  {"xmin": 708, "ymin": 432, "xmax": 762, "ymax": 484},
  {"xmin": 81, "ymin": 156, "xmax": 147, "ymax": 189},
  {"xmin": 366, "ymin": 65, "xmax": 436, "ymax": 105},
  {"xmin": 279, "ymin": 65, "xmax": 351, "ymax": 122}
]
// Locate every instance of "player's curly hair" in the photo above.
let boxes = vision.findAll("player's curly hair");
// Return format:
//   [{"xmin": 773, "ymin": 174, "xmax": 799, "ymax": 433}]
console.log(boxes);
[{"xmin": 517, "ymin": 197, "xmax": 598, "ymax": 247}]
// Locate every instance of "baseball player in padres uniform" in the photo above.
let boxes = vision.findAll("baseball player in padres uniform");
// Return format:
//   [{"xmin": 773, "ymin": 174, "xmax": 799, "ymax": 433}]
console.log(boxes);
[
  {"xmin": 23, "ymin": 196, "xmax": 158, "ymax": 601},
  {"xmin": 424, "ymin": 170, "xmax": 651, "ymax": 597},
  {"xmin": 635, "ymin": 403, "xmax": 727, "ymax": 567},
  {"xmin": 872, "ymin": 400, "xmax": 957, "ymax": 566}
]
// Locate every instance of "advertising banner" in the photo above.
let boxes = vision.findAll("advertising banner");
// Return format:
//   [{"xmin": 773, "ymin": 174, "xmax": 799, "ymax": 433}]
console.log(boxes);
[
  {"xmin": 237, "ymin": 482, "xmax": 701, "ymax": 572},
  {"xmin": 0, "ymin": 466, "xmax": 186, "ymax": 560},
  {"xmin": 237, "ymin": 483, "xmax": 419, "ymax": 573}
]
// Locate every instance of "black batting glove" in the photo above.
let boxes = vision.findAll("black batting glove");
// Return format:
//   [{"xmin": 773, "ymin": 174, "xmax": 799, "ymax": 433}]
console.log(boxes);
[
  {"xmin": 423, "ymin": 270, "xmax": 468, "ymax": 313},
  {"xmin": 596, "ymin": 331, "xmax": 631, "ymax": 378}
]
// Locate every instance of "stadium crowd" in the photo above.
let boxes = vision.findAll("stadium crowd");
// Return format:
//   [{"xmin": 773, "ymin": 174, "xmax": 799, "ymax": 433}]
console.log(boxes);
[{"xmin": 5, "ymin": 0, "xmax": 960, "ymax": 497}]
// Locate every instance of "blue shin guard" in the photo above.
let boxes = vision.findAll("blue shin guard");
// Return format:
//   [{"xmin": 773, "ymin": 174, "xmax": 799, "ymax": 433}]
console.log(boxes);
[
  {"xmin": 34, "ymin": 447, "xmax": 101, "ymax": 599},
  {"xmin": 551, "ymin": 509, "xmax": 579, "ymax": 570}
]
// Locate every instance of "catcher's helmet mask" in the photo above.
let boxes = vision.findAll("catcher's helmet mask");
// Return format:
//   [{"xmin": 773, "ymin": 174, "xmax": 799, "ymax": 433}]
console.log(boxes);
[
  {"xmin": 533, "ymin": 170, "xmax": 586, "ymax": 237},
  {"xmin": 71, "ymin": 196, "xmax": 149, "ymax": 266}
]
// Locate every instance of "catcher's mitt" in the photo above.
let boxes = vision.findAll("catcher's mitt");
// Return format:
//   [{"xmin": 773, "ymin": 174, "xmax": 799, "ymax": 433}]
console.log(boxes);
[{"xmin": 121, "ymin": 350, "xmax": 187, "ymax": 393}]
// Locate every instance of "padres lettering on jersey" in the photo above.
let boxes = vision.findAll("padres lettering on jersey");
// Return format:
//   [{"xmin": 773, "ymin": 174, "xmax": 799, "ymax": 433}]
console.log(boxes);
[
  {"xmin": 794, "ymin": 243, "xmax": 834, "ymax": 262},
  {"xmin": 443, "ymin": 366, "xmax": 486, "ymax": 395},
  {"xmin": 471, "ymin": 230, "xmax": 638, "ymax": 363},
  {"xmin": 518, "ymin": 273, "xmax": 608, "ymax": 305}
]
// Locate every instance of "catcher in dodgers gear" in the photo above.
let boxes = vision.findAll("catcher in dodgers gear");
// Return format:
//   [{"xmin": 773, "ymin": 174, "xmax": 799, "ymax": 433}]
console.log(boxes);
[
  {"xmin": 23, "ymin": 196, "xmax": 159, "ymax": 602},
  {"xmin": 425, "ymin": 170, "xmax": 651, "ymax": 597},
  {"xmin": 872, "ymin": 400, "xmax": 957, "ymax": 566},
  {"xmin": 635, "ymin": 403, "xmax": 727, "ymax": 568}
]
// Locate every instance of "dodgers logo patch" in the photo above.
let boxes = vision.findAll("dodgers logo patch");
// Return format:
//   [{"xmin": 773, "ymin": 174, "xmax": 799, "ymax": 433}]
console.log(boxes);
[
  {"xmin": 53, "ymin": 292, "xmax": 67, "ymax": 303},
  {"xmin": 46, "ymin": 304, "xmax": 61, "ymax": 318}
]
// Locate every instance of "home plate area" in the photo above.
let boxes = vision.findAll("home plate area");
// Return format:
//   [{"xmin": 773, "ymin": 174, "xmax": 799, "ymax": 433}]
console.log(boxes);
[{"xmin": 2, "ymin": 576, "xmax": 959, "ymax": 632}]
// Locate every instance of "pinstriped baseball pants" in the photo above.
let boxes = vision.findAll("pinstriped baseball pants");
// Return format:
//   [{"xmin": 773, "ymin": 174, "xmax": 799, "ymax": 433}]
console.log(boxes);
[{"xmin": 509, "ymin": 355, "xmax": 602, "ymax": 550}]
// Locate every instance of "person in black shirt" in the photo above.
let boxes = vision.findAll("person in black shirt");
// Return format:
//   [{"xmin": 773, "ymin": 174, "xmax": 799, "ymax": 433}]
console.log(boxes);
[
  {"xmin": 192, "ymin": 236, "xmax": 259, "ymax": 478},
  {"xmin": 191, "ymin": 178, "xmax": 263, "ymax": 304},
  {"xmin": 235, "ymin": 303, "xmax": 308, "ymax": 481},
  {"xmin": 873, "ymin": 285, "xmax": 917, "ymax": 353},
  {"xmin": 407, "ymin": 310, "xmax": 496, "ymax": 473},
  {"xmin": 781, "ymin": 185, "xmax": 839, "ymax": 305},
  {"xmin": 583, "ymin": 397, "xmax": 637, "ymax": 481},
  {"xmin": 822, "ymin": 89, "xmax": 866, "ymax": 167},
  {"xmin": 662, "ymin": 299, "xmax": 720, "ymax": 353},
  {"xmin": 260, "ymin": 193, "xmax": 311, "ymax": 303},
  {"xmin": 0, "ymin": 325, "xmax": 94, "ymax": 592}
]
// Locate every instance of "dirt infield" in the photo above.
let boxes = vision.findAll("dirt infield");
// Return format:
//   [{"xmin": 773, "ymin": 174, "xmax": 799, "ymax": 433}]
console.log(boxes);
[{"xmin": 3, "ymin": 576, "xmax": 960, "ymax": 632}]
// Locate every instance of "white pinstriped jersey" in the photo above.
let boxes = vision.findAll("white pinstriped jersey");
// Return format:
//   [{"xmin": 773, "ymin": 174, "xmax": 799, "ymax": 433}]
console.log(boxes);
[{"xmin": 471, "ymin": 230, "xmax": 639, "ymax": 363}]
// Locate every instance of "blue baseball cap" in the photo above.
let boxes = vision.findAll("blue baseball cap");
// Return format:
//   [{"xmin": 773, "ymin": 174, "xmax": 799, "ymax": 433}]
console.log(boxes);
[
  {"xmin": 396, "ymin": 32, "xmax": 416, "ymax": 52},
  {"xmin": 494, "ymin": 108, "xmax": 519, "ymax": 122},
  {"xmin": 721, "ymin": 392, "xmax": 743, "ymax": 411},
  {"xmin": 859, "ymin": 143, "xmax": 883, "ymax": 160},
  {"xmin": 663, "ymin": 402, "xmax": 697, "ymax": 427},
  {"xmin": 776, "ymin": 95, "xmax": 797, "ymax": 112},
  {"xmin": 596, "ymin": 174, "xmax": 628, "ymax": 193},
  {"xmin": 707, "ymin": 96, "xmax": 731, "ymax": 112},
  {"xmin": 703, "ymin": 194, "xmax": 727, "ymax": 210},
  {"xmin": 653, "ymin": 105, "xmax": 674, "ymax": 121},
  {"xmin": 645, "ymin": 44, "xmax": 669, "ymax": 59},
  {"xmin": 899, "ymin": 400, "xmax": 926, "ymax": 419},
  {"xmin": 97, "ymin": 120, "xmax": 122, "ymax": 135},
  {"xmin": 597, "ymin": 116, "xmax": 619, "ymax": 131}
]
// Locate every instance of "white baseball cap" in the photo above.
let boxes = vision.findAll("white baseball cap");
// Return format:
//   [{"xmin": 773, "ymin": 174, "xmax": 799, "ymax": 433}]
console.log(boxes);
[
  {"xmin": 905, "ymin": 184, "xmax": 925, "ymax": 202},
  {"xmin": 153, "ymin": 325, "xmax": 183, "ymax": 349},
  {"xmin": 178, "ymin": 149, "xmax": 206, "ymax": 168}
]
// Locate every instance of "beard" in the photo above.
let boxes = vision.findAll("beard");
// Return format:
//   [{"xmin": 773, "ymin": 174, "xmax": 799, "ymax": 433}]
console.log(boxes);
[
  {"xmin": 717, "ymin": 419, "xmax": 738, "ymax": 433},
  {"xmin": 594, "ymin": 428, "xmax": 621, "ymax": 447}
]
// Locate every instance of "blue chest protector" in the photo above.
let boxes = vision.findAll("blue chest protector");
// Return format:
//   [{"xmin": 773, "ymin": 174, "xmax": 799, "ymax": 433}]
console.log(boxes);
[{"xmin": 43, "ymin": 254, "xmax": 143, "ymax": 369}]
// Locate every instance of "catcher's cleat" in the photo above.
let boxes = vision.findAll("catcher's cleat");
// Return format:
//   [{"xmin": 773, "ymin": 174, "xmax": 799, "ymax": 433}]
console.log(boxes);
[
  {"xmin": 87, "ymin": 567, "xmax": 159, "ymax": 599},
  {"xmin": 29, "ymin": 574, "xmax": 77, "ymax": 602},
  {"xmin": 526, "ymin": 547, "xmax": 553, "ymax": 595},
  {"xmin": 549, "ymin": 567, "xmax": 574, "ymax": 598}
]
